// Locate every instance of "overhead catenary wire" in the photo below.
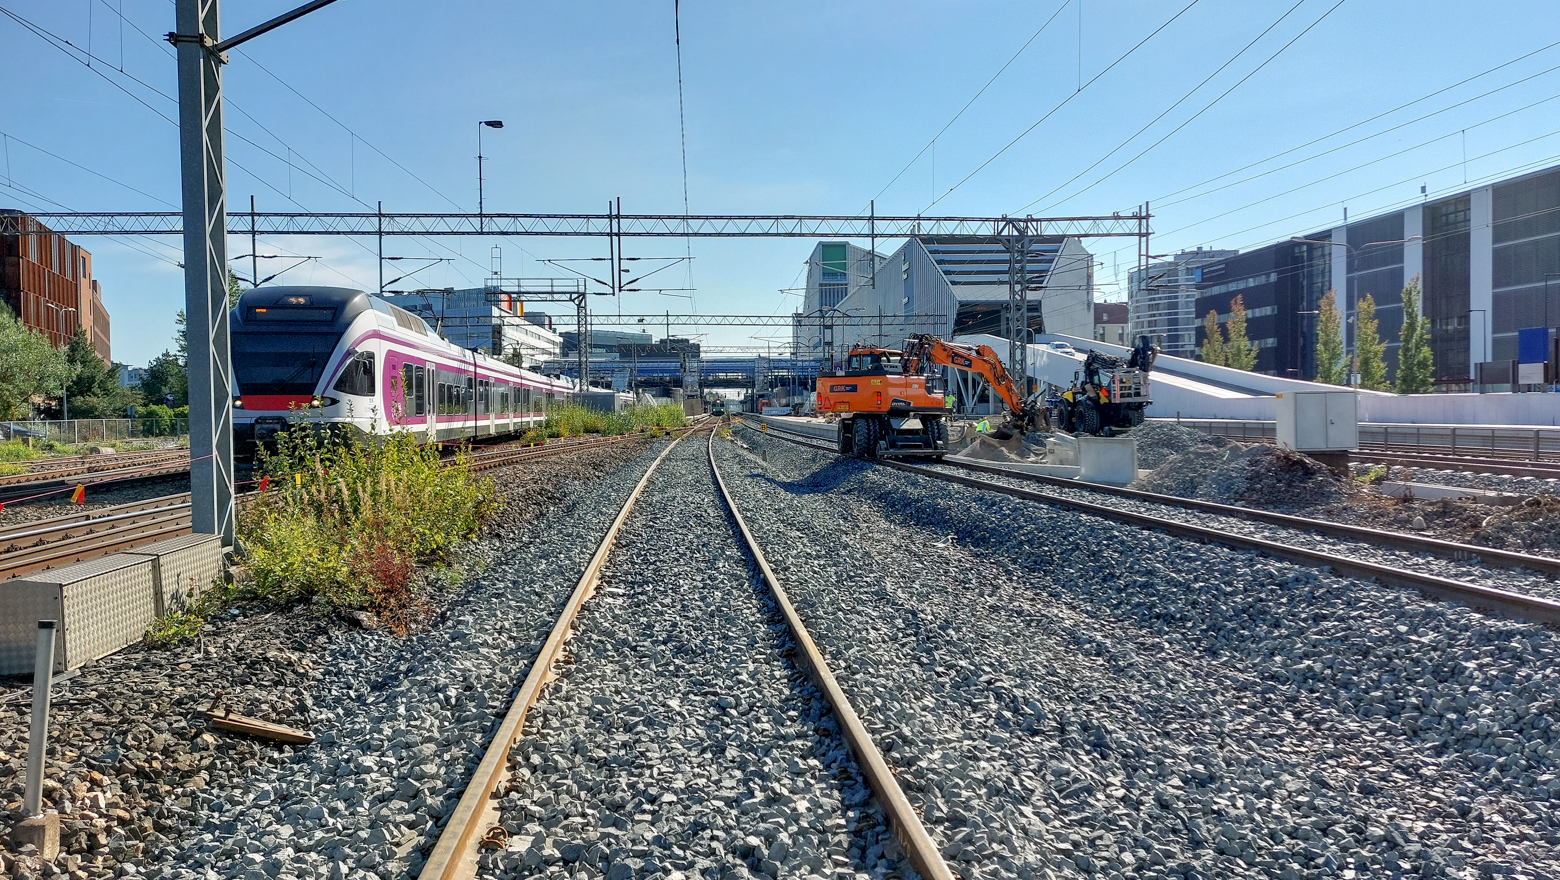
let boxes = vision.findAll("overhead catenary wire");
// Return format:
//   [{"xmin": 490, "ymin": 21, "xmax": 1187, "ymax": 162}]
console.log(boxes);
[
  {"xmin": 1149, "ymin": 38, "xmax": 1560, "ymax": 210},
  {"xmin": 861, "ymin": 0, "xmax": 1069, "ymax": 213},
  {"xmin": 1010, "ymin": 0, "xmax": 1319, "ymax": 215},
  {"xmin": 0, "ymin": 129, "xmax": 177, "ymax": 209},
  {"xmin": 1152, "ymin": 97, "xmax": 1560, "ymax": 243},
  {"xmin": 921, "ymin": 0, "xmax": 1201, "ymax": 213},
  {"xmin": 1023, "ymin": 0, "xmax": 1350, "ymax": 215}
]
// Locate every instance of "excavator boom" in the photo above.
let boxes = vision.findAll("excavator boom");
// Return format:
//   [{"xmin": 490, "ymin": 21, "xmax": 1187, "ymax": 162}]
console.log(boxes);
[{"xmin": 902, "ymin": 335, "xmax": 1032, "ymax": 423}]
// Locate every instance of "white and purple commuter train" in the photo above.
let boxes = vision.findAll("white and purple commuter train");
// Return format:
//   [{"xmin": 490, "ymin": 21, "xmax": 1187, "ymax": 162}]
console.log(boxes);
[{"xmin": 231, "ymin": 286, "xmax": 575, "ymax": 458}]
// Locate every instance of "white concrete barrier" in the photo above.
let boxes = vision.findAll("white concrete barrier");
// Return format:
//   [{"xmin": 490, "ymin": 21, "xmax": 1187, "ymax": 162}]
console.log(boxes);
[{"xmin": 1078, "ymin": 437, "xmax": 1138, "ymax": 486}]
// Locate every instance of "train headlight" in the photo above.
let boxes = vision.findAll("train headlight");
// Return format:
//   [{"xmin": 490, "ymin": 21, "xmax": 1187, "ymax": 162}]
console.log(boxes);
[{"xmin": 232, "ymin": 397, "xmax": 244, "ymax": 409}]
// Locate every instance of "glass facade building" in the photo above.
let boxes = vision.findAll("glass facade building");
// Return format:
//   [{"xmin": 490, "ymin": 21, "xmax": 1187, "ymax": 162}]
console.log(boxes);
[{"xmin": 1191, "ymin": 163, "xmax": 1560, "ymax": 384}]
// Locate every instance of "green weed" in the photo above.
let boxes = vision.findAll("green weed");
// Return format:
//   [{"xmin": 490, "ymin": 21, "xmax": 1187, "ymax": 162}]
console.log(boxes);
[
  {"xmin": 238, "ymin": 426, "xmax": 494, "ymax": 617},
  {"xmin": 543, "ymin": 403, "xmax": 686, "ymax": 438}
]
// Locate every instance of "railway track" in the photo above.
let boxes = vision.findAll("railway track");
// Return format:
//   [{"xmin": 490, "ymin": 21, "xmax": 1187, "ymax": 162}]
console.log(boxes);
[
  {"xmin": 0, "ymin": 430, "xmax": 675, "ymax": 581},
  {"xmin": 421, "ymin": 426, "xmax": 951, "ymax": 880},
  {"xmin": 0, "ymin": 450, "xmax": 193, "ymax": 503},
  {"xmin": 1351, "ymin": 448, "xmax": 1560, "ymax": 479},
  {"xmin": 8, "ymin": 447, "xmax": 188, "ymax": 475},
  {"xmin": 743, "ymin": 417, "xmax": 1560, "ymax": 626}
]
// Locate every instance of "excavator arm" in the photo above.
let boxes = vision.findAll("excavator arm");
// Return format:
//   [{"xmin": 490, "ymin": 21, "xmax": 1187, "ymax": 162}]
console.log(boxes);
[{"xmin": 902, "ymin": 335, "xmax": 1031, "ymax": 420}]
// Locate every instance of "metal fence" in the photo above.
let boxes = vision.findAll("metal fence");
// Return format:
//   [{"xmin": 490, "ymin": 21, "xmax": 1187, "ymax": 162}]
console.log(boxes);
[
  {"xmin": 1159, "ymin": 417, "xmax": 1560, "ymax": 462},
  {"xmin": 0, "ymin": 419, "xmax": 190, "ymax": 445}
]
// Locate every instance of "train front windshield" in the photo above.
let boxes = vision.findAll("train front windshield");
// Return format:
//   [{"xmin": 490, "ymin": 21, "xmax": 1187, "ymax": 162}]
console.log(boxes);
[{"xmin": 233, "ymin": 332, "xmax": 341, "ymax": 395}]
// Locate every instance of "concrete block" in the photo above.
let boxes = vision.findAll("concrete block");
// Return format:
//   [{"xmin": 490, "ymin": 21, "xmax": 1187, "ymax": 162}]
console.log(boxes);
[
  {"xmin": 1077, "ymin": 436, "xmax": 1138, "ymax": 486},
  {"xmin": 13, "ymin": 811, "xmax": 60, "ymax": 861},
  {"xmin": 1045, "ymin": 434, "xmax": 1079, "ymax": 466},
  {"xmin": 0, "ymin": 554, "xmax": 156, "ymax": 675},
  {"xmin": 1380, "ymin": 481, "xmax": 1524, "ymax": 506}
]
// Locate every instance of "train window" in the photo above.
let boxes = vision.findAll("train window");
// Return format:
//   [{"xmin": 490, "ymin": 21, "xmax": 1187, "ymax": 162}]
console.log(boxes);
[
  {"xmin": 333, "ymin": 351, "xmax": 375, "ymax": 397},
  {"xmin": 414, "ymin": 366, "xmax": 427, "ymax": 416},
  {"xmin": 465, "ymin": 377, "xmax": 475, "ymax": 412},
  {"xmin": 501, "ymin": 386, "xmax": 510, "ymax": 414},
  {"xmin": 400, "ymin": 365, "xmax": 415, "ymax": 415}
]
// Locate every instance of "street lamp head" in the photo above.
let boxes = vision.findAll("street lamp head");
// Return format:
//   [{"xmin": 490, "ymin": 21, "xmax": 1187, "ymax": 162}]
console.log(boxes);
[{"xmin": 481, "ymin": 120, "xmax": 504, "ymax": 129}]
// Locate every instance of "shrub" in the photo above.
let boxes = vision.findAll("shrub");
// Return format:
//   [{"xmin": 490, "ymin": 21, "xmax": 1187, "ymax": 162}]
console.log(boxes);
[
  {"xmin": 238, "ymin": 427, "xmax": 494, "ymax": 616},
  {"xmin": 543, "ymin": 403, "xmax": 686, "ymax": 438},
  {"xmin": 0, "ymin": 440, "xmax": 38, "ymax": 463}
]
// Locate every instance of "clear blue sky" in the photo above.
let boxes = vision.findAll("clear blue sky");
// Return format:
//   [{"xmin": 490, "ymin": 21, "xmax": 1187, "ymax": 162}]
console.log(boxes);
[{"xmin": 4, "ymin": 0, "xmax": 1559, "ymax": 366}]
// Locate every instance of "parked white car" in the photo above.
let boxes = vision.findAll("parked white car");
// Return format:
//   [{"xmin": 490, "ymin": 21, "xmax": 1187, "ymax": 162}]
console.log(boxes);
[{"xmin": 1046, "ymin": 341, "xmax": 1077, "ymax": 356}]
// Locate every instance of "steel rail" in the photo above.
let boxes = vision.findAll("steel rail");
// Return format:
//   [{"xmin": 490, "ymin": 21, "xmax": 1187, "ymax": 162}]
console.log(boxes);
[
  {"xmin": 707, "ymin": 429, "xmax": 956, "ymax": 880},
  {"xmin": 0, "ymin": 493, "xmax": 194, "ymax": 544},
  {"xmin": 0, "ymin": 458, "xmax": 194, "ymax": 503},
  {"xmin": 935, "ymin": 457, "xmax": 1560, "ymax": 579},
  {"xmin": 0, "ymin": 451, "xmax": 187, "ymax": 484},
  {"xmin": 740, "ymin": 417, "xmax": 1560, "ymax": 576},
  {"xmin": 1351, "ymin": 450, "xmax": 1560, "ymax": 480},
  {"xmin": 742, "ymin": 419, "xmax": 1560, "ymax": 627},
  {"xmin": 15, "ymin": 449, "xmax": 189, "ymax": 475},
  {"xmin": 420, "ymin": 431, "xmax": 694, "ymax": 879}
]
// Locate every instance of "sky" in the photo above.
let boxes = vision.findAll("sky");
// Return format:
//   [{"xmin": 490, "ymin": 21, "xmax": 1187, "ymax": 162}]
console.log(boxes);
[{"xmin": 4, "ymin": 0, "xmax": 1560, "ymax": 366}]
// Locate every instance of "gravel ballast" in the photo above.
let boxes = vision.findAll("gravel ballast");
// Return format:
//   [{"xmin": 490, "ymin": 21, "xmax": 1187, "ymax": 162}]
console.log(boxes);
[
  {"xmin": 483, "ymin": 434, "xmax": 896, "ymax": 880},
  {"xmin": 2, "ymin": 438, "xmax": 658, "ymax": 880},
  {"xmin": 720, "ymin": 427, "xmax": 1560, "ymax": 880}
]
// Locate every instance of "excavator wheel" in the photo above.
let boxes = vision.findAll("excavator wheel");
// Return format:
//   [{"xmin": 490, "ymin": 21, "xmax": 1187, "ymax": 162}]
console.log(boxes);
[
  {"xmin": 836, "ymin": 421, "xmax": 852, "ymax": 454},
  {"xmin": 925, "ymin": 416, "xmax": 948, "ymax": 451},
  {"xmin": 852, "ymin": 418, "xmax": 878, "ymax": 457},
  {"xmin": 1078, "ymin": 403, "xmax": 1102, "ymax": 436}
]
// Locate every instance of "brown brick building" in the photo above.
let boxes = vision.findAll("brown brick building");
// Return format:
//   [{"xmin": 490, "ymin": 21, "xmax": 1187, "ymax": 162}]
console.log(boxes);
[{"xmin": 0, "ymin": 210, "xmax": 110, "ymax": 361}]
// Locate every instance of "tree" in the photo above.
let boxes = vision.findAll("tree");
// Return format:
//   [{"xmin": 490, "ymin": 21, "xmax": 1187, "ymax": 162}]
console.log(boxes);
[
  {"xmin": 48, "ymin": 330, "xmax": 142, "ymax": 419},
  {"xmin": 0, "ymin": 306, "xmax": 72, "ymax": 419},
  {"xmin": 140, "ymin": 350, "xmax": 188, "ymax": 408},
  {"xmin": 1314, "ymin": 289, "xmax": 1346, "ymax": 385},
  {"xmin": 1200, "ymin": 309, "xmax": 1226, "ymax": 366},
  {"xmin": 175, "ymin": 269, "xmax": 245, "ymax": 366},
  {"xmin": 1395, "ymin": 275, "xmax": 1434, "ymax": 394},
  {"xmin": 1356, "ymin": 294, "xmax": 1387, "ymax": 391},
  {"xmin": 1223, "ymin": 294, "xmax": 1258, "ymax": 371}
]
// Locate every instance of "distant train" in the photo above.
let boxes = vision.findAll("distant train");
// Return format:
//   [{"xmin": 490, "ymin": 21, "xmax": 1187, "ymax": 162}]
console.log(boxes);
[{"xmin": 231, "ymin": 286, "xmax": 575, "ymax": 458}]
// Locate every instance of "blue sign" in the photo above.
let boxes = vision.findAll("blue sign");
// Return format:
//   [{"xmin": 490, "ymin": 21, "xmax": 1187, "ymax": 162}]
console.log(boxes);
[{"xmin": 1518, "ymin": 327, "xmax": 1551, "ymax": 365}]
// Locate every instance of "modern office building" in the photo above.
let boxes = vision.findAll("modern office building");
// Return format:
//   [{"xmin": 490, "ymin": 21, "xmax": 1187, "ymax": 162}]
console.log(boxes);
[
  {"xmin": 1128, "ymin": 248, "xmax": 1237, "ymax": 358},
  {"xmin": 793, "ymin": 235, "xmax": 1095, "ymax": 362},
  {"xmin": 1190, "ymin": 163, "xmax": 1560, "ymax": 384},
  {"xmin": 380, "ymin": 287, "xmax": 562, "ymax": 366},
  {"xmin": 1, "ymin": 210, "xmax": 111, "ymax": 360}
]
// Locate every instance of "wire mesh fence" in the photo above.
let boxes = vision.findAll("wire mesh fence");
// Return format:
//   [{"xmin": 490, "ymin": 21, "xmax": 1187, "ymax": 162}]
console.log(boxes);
[{"xmin": 0, "ymin": 419, "xmax": 189, "ymax": 446}]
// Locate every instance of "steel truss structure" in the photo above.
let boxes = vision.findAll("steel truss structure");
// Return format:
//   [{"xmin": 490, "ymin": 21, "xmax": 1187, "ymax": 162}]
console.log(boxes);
[{"xmin": 2, "ymin": 211, "xmax": 1148, "ymax": 239}]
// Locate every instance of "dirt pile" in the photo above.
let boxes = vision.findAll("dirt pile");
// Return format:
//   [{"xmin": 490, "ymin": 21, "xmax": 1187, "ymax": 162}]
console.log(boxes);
[
  {"xmin": 1472, "ymin": 493, "xmax": 1560, "ymax": 555},
  {"xmin": 949, "ymin": 430, "xmax": 1045, "ymax": 463},
  {"xmin": 1133, "ymin": 440, "xmax": 1348, "ymax": 511}
]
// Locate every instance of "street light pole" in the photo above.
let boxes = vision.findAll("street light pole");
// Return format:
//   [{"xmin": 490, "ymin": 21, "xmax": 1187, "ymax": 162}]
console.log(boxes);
[{"xmin": 477, "ymin": 120, "xmax": 503, "ymax": 232}]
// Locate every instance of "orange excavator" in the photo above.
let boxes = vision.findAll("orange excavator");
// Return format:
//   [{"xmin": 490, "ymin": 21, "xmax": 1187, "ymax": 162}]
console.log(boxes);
[
  {"xmin": 815, "ymin": 335, "xmax": 1040, "ymax": 458},
  {"xmin": 816, "ymin": 346, "xmax": 951, "ymax": 457}
]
